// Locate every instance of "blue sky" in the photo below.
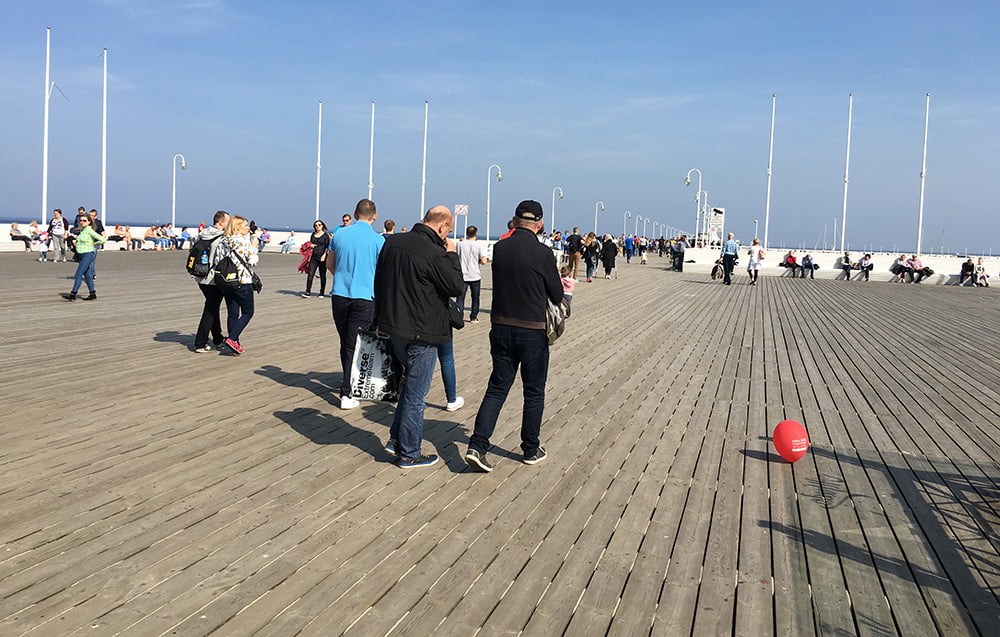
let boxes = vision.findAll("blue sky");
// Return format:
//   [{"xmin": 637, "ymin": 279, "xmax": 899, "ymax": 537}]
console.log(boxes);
[{"xmin": 2, "ymin": 0, "xmax": 999, "ymax": 252}]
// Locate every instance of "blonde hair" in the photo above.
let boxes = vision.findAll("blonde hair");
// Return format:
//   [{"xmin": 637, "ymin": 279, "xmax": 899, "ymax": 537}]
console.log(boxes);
[
  {"xmin": 225, "ymin": 215, "xmax": 248, "ymax": 237},
  {"xmin": 751, "ymin": 238, "xmax": 760, "ymax": 245}
]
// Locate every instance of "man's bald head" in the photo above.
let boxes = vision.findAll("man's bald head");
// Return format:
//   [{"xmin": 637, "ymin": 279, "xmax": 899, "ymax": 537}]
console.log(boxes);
[
  {"xmin": 423, "ymin": 206, "xmax": 452, "ymax": 225},
  {"xmin": 422, "ymin": 206, "xmax": 455, "ymax": 240}
]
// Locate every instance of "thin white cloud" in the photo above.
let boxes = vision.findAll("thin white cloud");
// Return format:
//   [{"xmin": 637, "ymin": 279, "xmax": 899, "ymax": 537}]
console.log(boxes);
[{"xmin": 88, "ymin": 0, "xmax": 242, "ymax": 33}]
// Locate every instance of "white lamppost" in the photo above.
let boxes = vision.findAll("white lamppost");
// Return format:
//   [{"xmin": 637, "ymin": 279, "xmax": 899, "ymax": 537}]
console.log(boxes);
[
  {"xmin": 684, "ymin": 168, "xmax": 702, "ymax": 244},
  {"xmin": 486, "ymin": 163, "xmax": 503, "ymax": 241},
  {"xmin": 623, "ymin": 210, "xmax": 631, "ymax": 237},
  {"xmin": 642, "ymin": 217, "xmax": 649, "ymax": 237},
  {"xmin": 697, "ymin": 189, "xmax": 708, "ymax": 241},
  {"xmin": 753, "ymin": 219, "xmax": 759, "ymax": 239},
  {"xmin": 652, "ymin": 221, "xmax": 658, "ymax": 238},
  {"xmin": 594, "ymin": 200, "xmax": 605, "ymax": 235},
  {"xmin": 171, "ymin": 153, "xmax": 186, "ymax": 228},
  {"xmin": 635, "ymin": 215, "xmax": 642, "ymax": 237},
  {"xmin": 551, "ymin": 186, "xmax": 563, "ymax": 232}
]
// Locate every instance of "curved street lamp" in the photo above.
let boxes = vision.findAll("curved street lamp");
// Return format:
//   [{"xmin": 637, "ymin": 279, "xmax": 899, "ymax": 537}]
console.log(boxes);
[
  {"xmin": 594, "ymin": 200, "xmax": 605, "ymax": 236},
  {"xmin": 684, "ymin": 168, "xmax": 703, "ymax": 244},
  {"xmin": 171, "ymin": 153, "xmax": 187, "ymax": 228},
  {"xmin": 486, "ymin": 163, "xmax": 503, "ymax": 241},
  {"xmin": 551, "ymin": 186, "xmax": 564, "ymax": 233},
  {"xmin": 651, "ymin": 221, "xmax": 658, "ymax": 238},
  {"xmin": 635, "ymin": 214, "xmax": 643, "ymax": 237},
  {"xmin": 642, "ymin": 217, "xmax": 649, "ymax": 237},
  {"xmin": 623, "ymin": 210, "xmax": 632, "ymax": 237}
]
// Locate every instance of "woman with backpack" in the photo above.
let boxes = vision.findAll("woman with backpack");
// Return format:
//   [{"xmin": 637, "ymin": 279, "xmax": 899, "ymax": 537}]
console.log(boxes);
[{"xmin": 218, "ymin": 215, "xmax": 259, "ymax": 355}]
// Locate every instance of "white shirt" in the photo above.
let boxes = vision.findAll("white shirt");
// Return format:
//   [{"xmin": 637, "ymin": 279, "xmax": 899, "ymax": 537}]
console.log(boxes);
[{"xmin": 456, "ymin": 239, "xmax": 487, "ymax": 282}]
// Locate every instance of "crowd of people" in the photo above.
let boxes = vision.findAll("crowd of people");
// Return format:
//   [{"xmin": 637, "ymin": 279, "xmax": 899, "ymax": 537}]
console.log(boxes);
[
  {"xmin": 10, "ymin": 208, "xmax": 284, "ymax": 258},
  {"xmin": 191, "ymin": 199, "xmax": 562, "ymax": 471}
]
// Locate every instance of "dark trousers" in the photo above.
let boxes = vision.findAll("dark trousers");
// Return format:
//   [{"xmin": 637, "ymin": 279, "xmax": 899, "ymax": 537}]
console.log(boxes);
[
  {"xmin": 470, "ymin": 325, "xmax": 550, "ymax": 457},
  {"xmin": 306, "ymin": 259, "xmax": 326, "ymax": 295},
  {"xmin": 223, "ymin": 283, "xmax": 254, "ymax": 342},
  {"xmin": 331, "ymin": 295, "xmax": 375, "ymax": 397},
  {"xmin": 722, "ymin": 254, "xmax": 736, "ymax": 284},
  {"xmin": 195, "ymin": 283, "xmax": 225, "ymax": 348},
  {"xmin": 457, "ymin": 280, "xmax": 482, "ymax": 321},
  {"xmin": 800, "ymin": 265, "xmax": 815, "ymax": 278}
]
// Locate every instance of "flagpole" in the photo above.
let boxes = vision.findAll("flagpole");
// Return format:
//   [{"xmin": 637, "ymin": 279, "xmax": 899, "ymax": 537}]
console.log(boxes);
[
  {"xmin": 840, "ymin": 93, "xmax": 853, "ymax": 253},
  {"xmin": 916, "ymin": 93, "xmax": 930, "ymax": 257},
  {"xmin": 419, "ymin": 100, "xmax": 428, "ymax": 220},
  {"xmin": 367, "ymin": 99, "xmax": 375, "ymax": 200},
  {"xmin": 763, "ymin": 93, "xmax": 776, "ymax": 251},
  {"xmin": 315, "ymin": 100, "xmax": 322, "ymax": 222},
  {"xmin": 101, "ymin": 48, "xmax": 108, "ymax": 225},
  {"xmin": 41, "ymin": 27, "xmax": 51, "ymax": 226}
]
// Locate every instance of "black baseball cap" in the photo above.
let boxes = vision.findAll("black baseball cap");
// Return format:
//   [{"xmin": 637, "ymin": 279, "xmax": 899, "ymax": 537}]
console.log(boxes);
[{"xmin": 514, "ymin": 200, "xmax": 543, "ymax": 221}]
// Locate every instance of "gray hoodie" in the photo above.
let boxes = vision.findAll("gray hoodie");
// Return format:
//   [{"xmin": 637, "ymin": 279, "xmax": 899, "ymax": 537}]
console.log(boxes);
[{"xmin": 194, "ymin": 226, "xmax": 226, "ymax": 286}]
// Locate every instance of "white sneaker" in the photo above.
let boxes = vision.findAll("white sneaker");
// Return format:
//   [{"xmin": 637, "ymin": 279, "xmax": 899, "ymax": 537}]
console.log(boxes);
[
  {"xmin": 340, "ymin": 395, "xmax": 360, "ymax": 410},
  {"xmin": 446, "ymin": 396, "xmax": 465, "ymax": 412}
]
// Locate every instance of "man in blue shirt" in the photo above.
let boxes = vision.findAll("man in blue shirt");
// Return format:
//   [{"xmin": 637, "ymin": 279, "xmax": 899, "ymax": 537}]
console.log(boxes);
[
  {"xmin": 624, "ymin": 235, "xmax": 634, "ymax": 263},
  {"xmin": 720, "ymin": 232, "xmax": 739, "ymax": 285},
  {"xmin": 328, "ymin": 199, "xmax": 385, "ymax": 409}
]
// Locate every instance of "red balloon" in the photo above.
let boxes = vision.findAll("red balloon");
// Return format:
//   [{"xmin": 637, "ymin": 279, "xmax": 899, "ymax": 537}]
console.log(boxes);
[{"xmin": 773, "ymin": 420, "xmax": 810, "ymax": 463}]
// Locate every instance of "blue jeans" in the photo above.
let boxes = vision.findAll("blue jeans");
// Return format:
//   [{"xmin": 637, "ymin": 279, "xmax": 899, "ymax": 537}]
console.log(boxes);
[
  {"xmin": 223, "ymin": 283, "xmax": 255, "ymax": 342},
  {"xmin": 71, "ymin": 251, "xmax": 97, "ymax": 293},
  {"xmin": 437, "ymin": 340, "xmax": 457, "ymax": 403},
  {"xmin": 457, "ymin": 280, "xmax": 481, "ymax": 321},
  {"xmin": 470, "ymin": 324, "xmax": 549, "ymax": 456},
  {"xmin": 388, "ymin": 337, "xmax": 438, "ymax": 461}
]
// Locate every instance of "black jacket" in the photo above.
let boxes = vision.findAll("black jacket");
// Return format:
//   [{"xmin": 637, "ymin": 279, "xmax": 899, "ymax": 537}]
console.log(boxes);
[
  {"xmin": 374, "ymin": 224, "xmax": 464, "ymax": 344},
  {"xmin": 491, "ymin": 227, "xmax": 563, "ymax": 330}
]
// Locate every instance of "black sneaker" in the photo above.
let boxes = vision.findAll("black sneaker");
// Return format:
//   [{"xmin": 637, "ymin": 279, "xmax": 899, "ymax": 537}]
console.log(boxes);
[
  {"xmin": 396, "ymin": 454, "xmax": 438, "ymax": 469},
  {"xmin": 464, "ymin": 449, "xmax": 493, "ymax": 473},
  {"xmin": 523, "ymin": 447, "xmax": 547, "ymax": 465},
  {"xmin": 383, "ymin": 438, "xmax": 398, "ymax": 456}
]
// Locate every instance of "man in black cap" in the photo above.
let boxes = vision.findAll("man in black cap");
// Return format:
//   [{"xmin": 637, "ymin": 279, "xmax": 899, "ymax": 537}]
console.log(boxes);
[{"xmin": 465, "ymin": 200, "xmax": 564, "ymax": 472}]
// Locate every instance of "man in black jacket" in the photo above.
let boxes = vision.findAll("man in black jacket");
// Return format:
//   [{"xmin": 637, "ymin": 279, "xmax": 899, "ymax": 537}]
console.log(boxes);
[
  {"xmin": 465, "ymin": 200, "xmax": 564, "ymax": 472},
  {"xmin": 374, "ymin": 206, "xmax": 464, "ymax": 469}
]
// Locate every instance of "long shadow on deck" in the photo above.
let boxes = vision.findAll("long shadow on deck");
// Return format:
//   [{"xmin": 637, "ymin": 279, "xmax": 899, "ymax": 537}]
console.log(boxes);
[{"xmin": 754, "ymin": 444, "xmax": 1000, "ymax": 635}]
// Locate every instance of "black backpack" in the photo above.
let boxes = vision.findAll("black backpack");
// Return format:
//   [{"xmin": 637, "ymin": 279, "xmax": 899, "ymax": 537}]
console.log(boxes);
[{"xmin": 186, "ymin": 234, "xmax": 222, "ymax": 277}]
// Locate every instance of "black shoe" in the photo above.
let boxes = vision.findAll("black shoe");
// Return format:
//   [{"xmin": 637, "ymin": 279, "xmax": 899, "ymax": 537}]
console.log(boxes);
[
  {"xmin": 396, "ymin": 454, "xmax": 439, "ymax": 469},
  {"xmin": 383, "ymin": 438, "xmax": 398, "ymax": 456},
  {"xmin": 82, "ymin": 292, "xmax": 97, "ymax": 300},
  {"xmin": 523, "ymin": 447, "xmax": 547, "ymax": 465},
  {"xmin": 62, "ymin": 292, "xmax": 77, "ymax": 301},
  {"xmin": 464, "ymin": 449, "xmax": 494, "ymax": 473}
]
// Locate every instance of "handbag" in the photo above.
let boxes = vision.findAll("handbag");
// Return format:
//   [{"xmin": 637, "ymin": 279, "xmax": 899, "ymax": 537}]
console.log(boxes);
[
  {"xmin": 546, "ymin": 298, "xmax": 569, "ymax": 345},
  {"xmin": 349, "ymin": 329, "xmax": 401, "ymax": 401},
  {"xmin": 448, "ymin": 299, "xmax": 464, "ymax": 330}
]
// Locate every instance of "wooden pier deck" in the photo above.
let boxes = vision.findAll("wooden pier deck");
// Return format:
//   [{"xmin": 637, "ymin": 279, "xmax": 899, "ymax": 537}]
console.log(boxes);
[{"xmin": 1, "ymin": 251, "xmax": 998, "ymax": 636}]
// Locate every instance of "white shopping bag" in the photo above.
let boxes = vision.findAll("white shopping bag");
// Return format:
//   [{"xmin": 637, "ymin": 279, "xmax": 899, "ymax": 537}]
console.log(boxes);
[{"xmin": 349, "ymin": 329, "xmax": 400, "ymax": 402}]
